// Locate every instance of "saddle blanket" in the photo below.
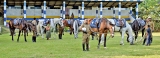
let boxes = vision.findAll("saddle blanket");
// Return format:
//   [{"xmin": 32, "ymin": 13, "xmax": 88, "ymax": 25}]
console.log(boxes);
[
  {"xmin": 114, "ymin": 19, "xmax": 126, "ymax": 27},
  {"xmin": 74, "ymin": 18, "xmax": 82, "ymax": 26}
]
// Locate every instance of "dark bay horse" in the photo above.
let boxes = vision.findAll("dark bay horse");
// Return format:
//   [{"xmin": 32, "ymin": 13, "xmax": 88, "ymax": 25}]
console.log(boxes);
[
  {"xmin": 131, "ymin": 18, "xmax": 146, "ymax": 41},
  {"xmin": 9, "ymin": 19, "xmax": 36, "ymax": 42},
  {"xmin": 97, "ymin": 18, "xmax": 115, "ymax": 49}
]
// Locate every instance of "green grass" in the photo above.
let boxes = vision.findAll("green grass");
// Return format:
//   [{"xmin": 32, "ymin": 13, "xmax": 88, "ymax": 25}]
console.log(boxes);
[{"xmin": 0, "ymin": 32, "xmax": 160, "ymax": 58}]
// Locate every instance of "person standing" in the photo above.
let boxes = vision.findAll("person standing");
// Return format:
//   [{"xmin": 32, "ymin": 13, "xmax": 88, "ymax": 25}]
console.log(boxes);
[
  {"xmin": 46, "ymin": 24, "xmax": 51, "ymax": 40},
  {"xmin": 79, "ymin": 19, "xmax": 93, "ymax": 51},
  {"xmin": 31, "ymin": 18, "xmax": 37, "ymax": 42},
  {"xmin": 146, "ymin": 25, "xmax": 152, "ymax": 46}
]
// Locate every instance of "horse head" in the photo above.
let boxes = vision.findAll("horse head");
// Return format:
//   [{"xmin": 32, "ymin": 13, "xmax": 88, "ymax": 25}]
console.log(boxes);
[
  {"xmin": 46, "ymin": 19, "xmax": 50, "ymax": 24},
  {"xmin": 101, "ymin": 18, "xmax": 115, "ymax": 37},
  {"xmin": 59, "ymin": 18, "xmax": 64, "ymax": 27},
  {"xmin": 27, "ymin": 22, "xmax": 37, "ymax": 35}
]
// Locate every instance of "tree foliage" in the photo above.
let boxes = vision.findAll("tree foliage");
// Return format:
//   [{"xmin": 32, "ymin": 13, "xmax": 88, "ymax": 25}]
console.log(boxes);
[{"xmin": 139, "ymin": 0, "xmax": 160, "ymax": 19}]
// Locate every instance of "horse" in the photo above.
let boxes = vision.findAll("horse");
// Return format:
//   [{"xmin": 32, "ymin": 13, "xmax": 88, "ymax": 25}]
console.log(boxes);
[
  {"xmin": 131, "ymin": 18, "xmax": 146, "ymax": 41},
  {"xmin": 63, "ymin": 19, "xmax": 74, "ymax": 35},
  {"xmin": 108, "ymin": 18, "xmax": 134, "ymax": 45},
  {"xmin": 37, "ymin": 18, "xmax": 63, "ymax": 39},
  {"xmin": 97, "ymin": 18, "xmax": 115, "ymax": 49},
  {"xmin": 8, "ymin": 18, "xmax": 36, "ymax": 42}
]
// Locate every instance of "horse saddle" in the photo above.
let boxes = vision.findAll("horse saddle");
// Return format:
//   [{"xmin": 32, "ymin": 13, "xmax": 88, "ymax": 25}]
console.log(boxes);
[
  {"xmin": 137, "ymin": 19, "xmax": 145, "ymax": 27},
  {"xmin": 43, "ymin": 19, "xmax": 49, "ymax": 26},
  {"xmin": 13, "ymin": 19, "xmax": 22, "ymax": 25},
  {"xmin": 68, "ymin": 19, "xmax": 74, "ymax": 25},
  {"xmin": 90, "ymin": 18, "xmax": 98, "ymax": 28},
  {"xmin": 114, "ymin": 19, "xmax": 126, "ymax": 27}
]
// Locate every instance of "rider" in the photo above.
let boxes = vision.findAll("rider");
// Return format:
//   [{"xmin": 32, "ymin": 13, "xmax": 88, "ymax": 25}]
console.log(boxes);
[{"xmin": 79, "ymin": 19, "xmax": 93, "ymax": 51}]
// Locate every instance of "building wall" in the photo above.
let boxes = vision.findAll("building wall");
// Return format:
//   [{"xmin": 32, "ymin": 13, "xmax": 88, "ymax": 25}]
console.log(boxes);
[{"xmin": 6, "ymin": 8, "xmax": 130, "ymax": 19}]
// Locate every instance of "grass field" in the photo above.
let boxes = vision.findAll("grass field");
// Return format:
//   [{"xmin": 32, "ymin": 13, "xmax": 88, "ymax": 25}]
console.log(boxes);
[{"xmin": 0, "ymin": 32, "xmax": 160, "ymax": 58}]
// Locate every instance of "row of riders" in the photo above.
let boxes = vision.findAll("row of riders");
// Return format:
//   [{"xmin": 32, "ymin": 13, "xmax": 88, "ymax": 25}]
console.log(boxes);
[{"xmin": 8, "ymin": 14, "xmax": 154, "ymax": 51}]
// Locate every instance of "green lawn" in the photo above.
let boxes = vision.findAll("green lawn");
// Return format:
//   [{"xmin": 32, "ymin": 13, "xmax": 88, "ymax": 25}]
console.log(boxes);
[{"xmin": 0, "ymin": 32, "xmax": 160, "ymax": 58}]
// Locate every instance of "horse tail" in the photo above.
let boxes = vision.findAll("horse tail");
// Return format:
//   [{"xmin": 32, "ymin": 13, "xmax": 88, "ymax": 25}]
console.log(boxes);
[{"xmin": 73, "ymin": 20, "xmax": 79, "ymax": 39}]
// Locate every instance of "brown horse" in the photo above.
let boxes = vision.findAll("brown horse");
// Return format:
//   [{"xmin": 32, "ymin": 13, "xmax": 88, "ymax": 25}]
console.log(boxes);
[
  {"xmin": 97, "ymin": 18, "xmax": 115, "ymax": 49},
  {"xmin": 63, "ymin": 19, "xmax": 74, "ymax": 35},
  {"xmin": 62, "ymin": 13, "xmax": 75, "ymax": 35},
  {"xmin": 9, "ymin": 19, "xmax": 36, "ymax": 42}
]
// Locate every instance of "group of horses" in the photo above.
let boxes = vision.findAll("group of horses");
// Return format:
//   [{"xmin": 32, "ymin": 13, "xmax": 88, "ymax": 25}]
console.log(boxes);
[{"xmin": 8, "ymin": 13, "xmax": 147, "ymax": 49}]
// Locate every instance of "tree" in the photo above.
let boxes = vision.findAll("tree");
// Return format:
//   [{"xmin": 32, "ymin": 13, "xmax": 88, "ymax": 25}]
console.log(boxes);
[{"xmin": 139, "ymin": 0, "xmax": 160, "ymax": 19}]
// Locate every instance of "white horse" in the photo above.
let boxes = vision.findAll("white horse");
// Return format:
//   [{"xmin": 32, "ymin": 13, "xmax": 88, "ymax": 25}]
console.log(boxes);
[
  {"xmin": 108, "ymin": 19, "xmax": 134, "ymax": 45},
  {"xmin": 37, "ymin": 18, "xmax": 63, "ymax": 39}
]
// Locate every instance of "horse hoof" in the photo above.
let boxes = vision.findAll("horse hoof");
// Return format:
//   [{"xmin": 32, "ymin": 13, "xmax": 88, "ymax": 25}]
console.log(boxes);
[
  {"xmin": 120, "ymin": 44, "xmax": 124, "ymax": 45},
  {"xmin": 130, "ymin": 43, "xmax": 134, "ymax": 45},
  {"xmin": 104, "ymin": 47, "xmax": 107, "ymax": 49},
  {"xmin": 97, "ymin": 46, "xmax": 100, "ymax": 49}
]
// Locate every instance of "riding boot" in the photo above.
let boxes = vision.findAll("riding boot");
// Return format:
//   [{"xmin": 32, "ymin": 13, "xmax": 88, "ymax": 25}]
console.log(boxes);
[
  {"xmin": 86, "ymin": 43, "xmax": 89, "ymax": 51},
  {"xmin": 82, "ymin": 44, "xmax": 86, "ymax": 51}
]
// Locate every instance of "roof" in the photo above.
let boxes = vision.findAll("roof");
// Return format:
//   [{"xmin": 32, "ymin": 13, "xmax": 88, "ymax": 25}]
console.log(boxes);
[{"xmin": 0, "ymin": 0, "xmax": 143, "ymax": 8}]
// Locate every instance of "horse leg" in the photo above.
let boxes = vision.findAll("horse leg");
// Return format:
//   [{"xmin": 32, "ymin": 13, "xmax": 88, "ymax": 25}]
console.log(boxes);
[
  {"xmin": 41, "ymin": 27, "xmax": 44, "ymax": 39},
  {"xmin": 27, "ymin": 30, "xmax": 28, "ymax": 36},
  {"xmin": 9, "ymin": 28, "xmax": 12, "ymax": 36},
  {"xmin": 126, "ymin": 32, "xmax": 129, "ymax": 43},
  {"xmin": 140, "ymin": 28, "xmax": 145, "ymax": 41},
  {"xmin": 17, "ymin": 30, "xmax": 21, "ymax": 42},
  {"xmin": 13, "ymin": 29, "xmax": 16, "ymax": 36},
  {"xmin": 97, "ymin": 34, "xmax": 102, "ymax": 49},
  {"xmin": 134, "ymin": 31, "xmax": 138, "ymax": 41},
  {"xmin": 104, "ymin": 34, "xmax": 107, "ymax": 48},
  {"xmin": 120, "ymin": 30, "xmax": 125, "ymax": 45},
  {"xmin": 21, "ymin": 30, "xmax": 23, "ymax": 36},
  {"xmin": 92, "ymin": 34, "xmax": 94, "ymax": 40},
  {"xmin": 24, "ymin": 30, "xmax": 27, "ymax": 42},
  {"xmin": 120, "ymin": 31, "xmax": 122, "ymax": 36},
  {"xmin": 11, "ymin": 29, "xmax": 14, "ymax": 41}
]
